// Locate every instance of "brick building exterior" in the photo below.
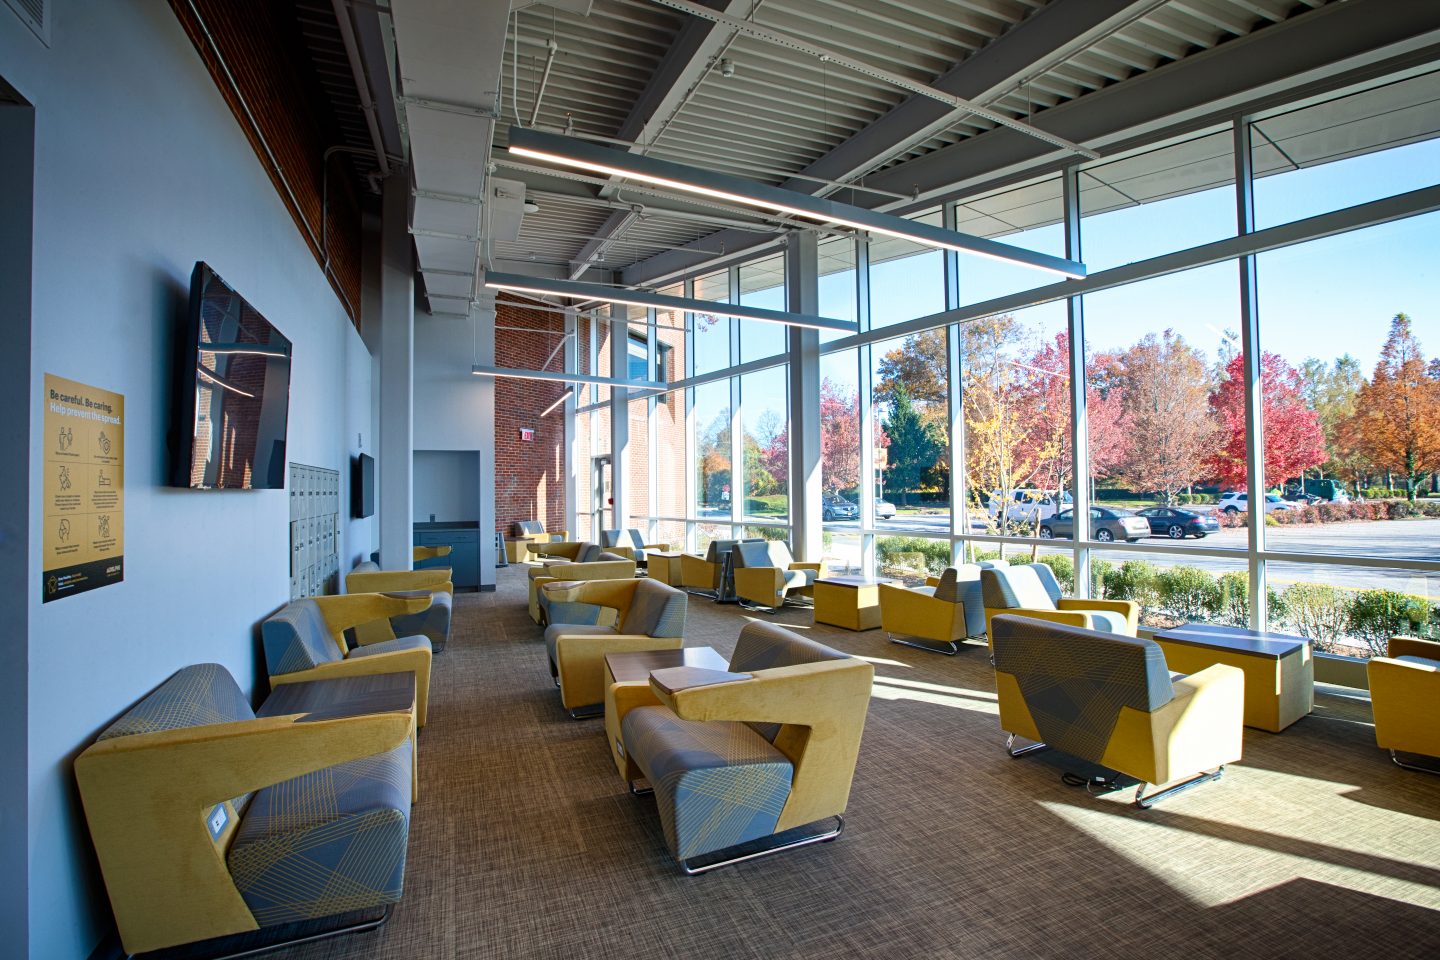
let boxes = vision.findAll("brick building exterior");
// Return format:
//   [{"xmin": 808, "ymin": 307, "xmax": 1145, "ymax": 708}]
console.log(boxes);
[{"xmin": 494, "ymin": 295, "xmax": 567, "ymax": 538}]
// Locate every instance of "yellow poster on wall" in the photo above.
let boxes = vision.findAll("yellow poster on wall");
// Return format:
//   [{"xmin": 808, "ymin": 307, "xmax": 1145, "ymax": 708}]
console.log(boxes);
[{"xmin": 43, "ymin": 374, "xmax": 124, "ymax": 602}]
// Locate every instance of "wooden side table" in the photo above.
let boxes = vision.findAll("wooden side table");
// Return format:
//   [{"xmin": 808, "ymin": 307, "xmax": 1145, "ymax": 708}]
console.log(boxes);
[
  {"xmin": 647, "ymin": 550, "xmax": 684, "ymax": 586},
  {"xmin": 814, "ymin": 576, "xmax": 892, "ymax": 631},
  {"xmin": 603, "ymin": 646, "xmax": 729, "ymax": 781},
  {"xmin": 1152, "ymin": 623, "xmax": 1314, "ymax": 732}
]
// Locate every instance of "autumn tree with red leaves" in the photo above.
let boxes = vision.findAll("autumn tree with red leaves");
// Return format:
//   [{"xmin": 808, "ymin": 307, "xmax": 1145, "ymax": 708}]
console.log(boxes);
[
  {"xmin": 1206, "ymin": 351, "xmax": 1326, "ymax": 490},
  {"xmin": 1340, "ymin": 313, "xmax": 1440, "ymax": 499}
]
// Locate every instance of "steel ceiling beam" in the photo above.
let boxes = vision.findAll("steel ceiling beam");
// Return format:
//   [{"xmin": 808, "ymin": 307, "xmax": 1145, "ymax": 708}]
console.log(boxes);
[
  {"xmin": 567, "ymin": 0, "xmax": 752, "ymax": 280},
  {"xmin": 622, "ymin": 0, "xmax": 1440, "ymax": 286},
  {"xmin": 775, "ymin": 0, "xmax": 1166, "ymax": 198}
]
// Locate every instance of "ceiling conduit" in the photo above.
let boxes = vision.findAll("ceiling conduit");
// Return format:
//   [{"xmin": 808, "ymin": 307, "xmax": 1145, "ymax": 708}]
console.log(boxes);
[{"xmin": 389, "ymin": 0, "xmax": 514, "ymax": 315}]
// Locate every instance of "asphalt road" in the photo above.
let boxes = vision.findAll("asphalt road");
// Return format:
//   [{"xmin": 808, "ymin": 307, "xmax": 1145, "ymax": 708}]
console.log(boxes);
[{"xmin": 820, "ymin": 515, "xmax": 1440, "ymax": 591}]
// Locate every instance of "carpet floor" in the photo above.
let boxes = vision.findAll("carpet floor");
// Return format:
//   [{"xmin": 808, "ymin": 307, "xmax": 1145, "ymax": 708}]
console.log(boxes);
[{"xmin": 269, "ymin": 565, "xmax": 1440, "ymax": 960}]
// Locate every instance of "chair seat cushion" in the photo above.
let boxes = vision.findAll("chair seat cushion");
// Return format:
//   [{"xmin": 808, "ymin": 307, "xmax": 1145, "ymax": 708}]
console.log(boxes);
[
  {"xmin": 622, "ymin": 706, "xmax": 793, "ymax": 860},
  {"xmin": 1087, "ymin": 610, "xmax": 1130, "ymax": 634},
  {"xmin": 390, "ymin": 590, "xmax": 452, "ymax": 653},
  {"xmin": 784, "ymin": 568, "xmax": 818, "ymax": 590},
  {"xmin": 1394, "ymin": 655, "xmax": 1440, "ymax": 669},
  {"xmin": 227, "ymin": 739, "xmax": 412, "ymax": 926},
  {"xmin": 348, "ymin": 634, "xmax": 431, "ymax": 659}
]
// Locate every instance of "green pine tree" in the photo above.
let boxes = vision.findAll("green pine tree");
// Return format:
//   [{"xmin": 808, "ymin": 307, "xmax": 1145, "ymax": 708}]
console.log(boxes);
[{"xmin": 883, "ymin": 384, "xmax": 941, "ymax": 507}]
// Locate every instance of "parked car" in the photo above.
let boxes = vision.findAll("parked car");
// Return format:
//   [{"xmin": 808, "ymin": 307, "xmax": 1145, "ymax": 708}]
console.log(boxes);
[
  {"xmin": 874, "ymin": 498, "xmax": 897, "ymax": 519},
  {"xmin": 822, "ymin": 493, "xmax": 859, "ymax": 522},
  {"xmin": 988, "ymin": 489, "xmax": 1071, "ymax": 523},
  {"xmin": 1040, "ymin": 507, "xmax": 1150, "ymax": 543},
  {"xmin": 1217, "ymin": 491, "xmax": 1302, "ymax": 514},
  {"xmin": 1135, "ymin": 506, "xmax": 1221, "ymax": 539},
  {"xmin": 1285, "ymin": 477, "xmax": 1350, "ymax": 502}
]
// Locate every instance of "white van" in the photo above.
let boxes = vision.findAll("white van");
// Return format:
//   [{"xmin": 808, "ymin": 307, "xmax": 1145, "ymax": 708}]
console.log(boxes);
[{"xmin": 988, "ymin": 489, "xmax": 1071, "ymax": 523}]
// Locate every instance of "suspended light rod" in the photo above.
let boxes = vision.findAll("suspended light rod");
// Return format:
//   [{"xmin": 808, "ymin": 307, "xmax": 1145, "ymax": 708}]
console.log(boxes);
[
  {"xmin": 471, "ymin": 365, "xmax": 667, "ymax": 392},
  {"xmin": 507, "ymin": 127, "xmax": 1087, "ymax": 278},
  {"xmin": 482, "ymin": 269, "xmax": 860, "ymax": 332}
]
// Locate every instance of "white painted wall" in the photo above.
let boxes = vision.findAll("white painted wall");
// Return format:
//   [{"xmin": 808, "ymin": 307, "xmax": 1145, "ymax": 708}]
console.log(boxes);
[
  {"xmin": 2, "ymin": 3, "xmax": 376, "ymax": 955},
  {"xmin": 414, "ymin": 450, "xmax": 480, "ymax": 522}
]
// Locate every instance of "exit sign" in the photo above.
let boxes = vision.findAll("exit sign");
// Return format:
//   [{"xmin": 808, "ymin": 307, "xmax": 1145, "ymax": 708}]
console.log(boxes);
[{"xmin": 519, "ymin": 428, "xmax": 535, "ymax": 441}]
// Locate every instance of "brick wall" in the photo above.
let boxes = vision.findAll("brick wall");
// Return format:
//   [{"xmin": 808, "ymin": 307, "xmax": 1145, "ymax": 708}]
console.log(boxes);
[
  {"xmin": 494, "ymin": 295, "xmax": 567, "ymax": 537},
  {"xmin": 169, "ymin": 0, "xmax": 365, "ymax": 329}
]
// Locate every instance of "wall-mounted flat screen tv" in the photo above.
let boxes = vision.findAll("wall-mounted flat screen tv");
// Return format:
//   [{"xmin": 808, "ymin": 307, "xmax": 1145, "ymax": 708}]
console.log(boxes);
[
  {"xmin": 170, "ymin": 262, "xmax": 293, "ymax": 489},
  {"xmin": 352, "ymin": 453, "xmax": 375, "ymax": 518}
]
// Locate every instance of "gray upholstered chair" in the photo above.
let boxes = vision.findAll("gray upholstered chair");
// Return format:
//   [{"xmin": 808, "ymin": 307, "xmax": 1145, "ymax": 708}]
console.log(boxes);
[
  {"xmin": 981, "ymin": 563, "xmax": 1138, "ymax": 643},
  {"xmin": 74, "ymin": 663, "xmax": 415, "ymax": 955},
  {"xmin": 346, "ymin": 560, "xmax": 453, "ymax": 653},
  {"xmin": 991, "ymin": 614, "xmax": 1243, "ymax": 807},
  {"xmin": 541, "ymin": 578, "xmax": 689, "ymax": 717},
  {"xmin": 731, "ymin": 540, "xmax": 825, "ymax": 611},
  {"xmin": 261, "ymin": 594, "xmax": 434, "ymax": 726},
  {"xmin": 879, "ymin": 563, "xmax": 989, "ymax": 655},
  {"xmin": 600, "ymin": 528, "xmax": 676, "ymax": 566},
  {"xmin": 679, "ymin": 538, "xmax": 760, "ymax": 598},
  {"xmin": 608, "ymin": 622, "xmax": 873, "ymax": 873}
]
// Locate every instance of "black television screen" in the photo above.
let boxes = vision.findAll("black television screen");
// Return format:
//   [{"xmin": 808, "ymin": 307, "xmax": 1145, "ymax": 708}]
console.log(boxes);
[
  {"xmin": 352, "ymin": 453, "xmax": 375, "ymax": 518},
  {"xmin": 171, "ymin": 262, "xmax": 293, "ymax": 489}
]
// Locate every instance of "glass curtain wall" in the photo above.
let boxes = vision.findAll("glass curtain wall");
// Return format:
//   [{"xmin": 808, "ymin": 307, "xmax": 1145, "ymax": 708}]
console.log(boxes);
[{"xmin": 601, "ymin": 67, "xmax": 1440, "ymax": 651}]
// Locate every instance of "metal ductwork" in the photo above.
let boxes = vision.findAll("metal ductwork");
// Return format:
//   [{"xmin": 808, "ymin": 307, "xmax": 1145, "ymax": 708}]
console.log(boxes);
[{"xmin": 390, "ymin": 0, "xmax": 515, "ymax": 316}]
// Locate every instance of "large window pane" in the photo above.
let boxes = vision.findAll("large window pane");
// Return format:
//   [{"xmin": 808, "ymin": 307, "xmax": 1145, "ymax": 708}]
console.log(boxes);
[
  {"xmin": 869, "ymin": 210, "xmax": 945, "ymax": 328},
  {"xmin": 1079, "ymin": 130, "xmax": 1235, "ymax": 273},
  {"xmin": 694, "ymin": 381, "xmax": 731, "ymax": 520},
  {"xmin": 875, "ymin": 534, "xmax": 949, "ymax": 586},
  {"xmin": 1258, "ymin": 211, "xmax": 1440, "ymax": 560},
  {"xmin": 820, "ymin": 349, "xmax": 861, "ymax": 522},
  {"xmin": 654, "ymin": 299, "xmax": 688, "ymax": 526},
  {"xmin": 818, "ymin": 236, "xmax": 858, "ymax": 346},
  {"xmin": 1090, "ymin": 550, "xmax": 1249, "ymax": 631},
  {"xmin": 1081, "ymin": 263, "xmax": 1242, "ymax": 550},
  {"xmin": 693, "ymin": 269, "xmax": 731, "ymax": 376},
  {"xmin": 1252, "ymin": 70, "xmax": 1440, "ymax": 229},
  {"xmin": 627, "ymin": 395, "xmax": 649, "ymax": 522},
  {"xmin": 741, "ymin": 366, "xmax": 788, "ymax": 524},
  {"xmin": 873, "ymin": 333, "xmax": 949, "ymax": 533},
  {"xmin": 1269, "ymin": 562, "xmax": 1439, "ymax": 659},
  {"xmin": 954, "ymin": 175, "xmax": 1065, "ymax": 306},
  {"xmin": 821, "ymin": 530, "xmax": 862, "ymax": 577},
  {"xmin": 739, "ymin": 254, "xmax": 786, "ymax": 362},
  {"xmin": 963, "ymin": 305, "xmax": 1070, "ymax": 538}
]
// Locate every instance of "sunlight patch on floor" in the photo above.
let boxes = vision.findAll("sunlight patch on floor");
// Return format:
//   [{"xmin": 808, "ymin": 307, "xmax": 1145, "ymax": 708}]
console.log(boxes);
[{"xmin": 870, "ymin": 675, "xmax": 999, "ymax": 712}]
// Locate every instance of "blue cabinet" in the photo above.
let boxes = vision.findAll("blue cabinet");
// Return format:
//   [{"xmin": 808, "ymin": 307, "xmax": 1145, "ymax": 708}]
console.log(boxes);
[{"xmin": 414, "ymin": 526, "xmax": 479, "ymax": 589}]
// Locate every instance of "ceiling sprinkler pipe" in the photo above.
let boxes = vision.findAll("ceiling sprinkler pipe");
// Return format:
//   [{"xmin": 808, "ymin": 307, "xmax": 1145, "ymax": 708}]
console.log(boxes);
[{"xmin": 529, "ymin": 37, "xmax": 560, "ymax": 128}]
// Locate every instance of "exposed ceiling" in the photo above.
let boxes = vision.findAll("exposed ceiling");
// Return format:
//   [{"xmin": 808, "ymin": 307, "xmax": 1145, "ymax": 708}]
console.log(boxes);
[{"xmin": 297, "ymin": 0, "xmax": 1440, "ymax": 314}]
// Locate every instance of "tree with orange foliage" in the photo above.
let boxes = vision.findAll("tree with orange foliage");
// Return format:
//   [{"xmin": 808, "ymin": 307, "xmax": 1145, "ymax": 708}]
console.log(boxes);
[{"xmin": 1340, "ymin": 313, "xmax": 1440, "ymax": 500}]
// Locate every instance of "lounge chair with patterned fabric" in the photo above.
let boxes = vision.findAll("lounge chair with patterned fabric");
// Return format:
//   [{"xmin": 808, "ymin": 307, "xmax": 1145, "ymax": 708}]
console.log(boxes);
[
  {"xmin": 74, "ymin": 663, "xmax": 415, "ymax": 956},
  {"xmin": 346, "ymin": 560, "xmax": 454, "ymax": 653},
  {"xmin": 878, "ymin": 564, "xmax": 988, "ymax": 655},
  {"xmin": 731, "ymin": 539, "xmax": 825, "ymax": 611},
  {"xmin": 526, "ymin": 544, "xmax": 637, "ymax": 623},
  {"xmin": 412, "ymin": 544, "xmax": 452, "ymax": 564},
  {"xmin": 600, "ymin": 528, "xmax": 677, "ymax": 566},
  {"xmin": 262, "ymin": 594, "xmax": 435, "ymax": 726},
  {"xmin": 981, "ymin": 563, "xmax": 1138, "ymax": 644},
  {"xmin": 990, "ymin": 614, "xmax": 1244, "ymax": 807},
  {"xmin": 608, "ymin": 622, "xmax": 873, "ymax": 873},
  {"xmin": 507, "ymin": 520, "xmax": 569, "ymax": 562},
  {"xmin": 541, "ymin": 578, "xmax": 689, "ymax": 717},
  {"xmin": 679, "ymin": 538, "xmax": 761, "ymax": 598}
]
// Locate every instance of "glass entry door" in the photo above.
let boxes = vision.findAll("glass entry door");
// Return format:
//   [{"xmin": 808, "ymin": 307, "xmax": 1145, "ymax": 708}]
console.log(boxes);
[{"xmin": 591, "ymin": 455, "xmax": 612, "ymax": 536}]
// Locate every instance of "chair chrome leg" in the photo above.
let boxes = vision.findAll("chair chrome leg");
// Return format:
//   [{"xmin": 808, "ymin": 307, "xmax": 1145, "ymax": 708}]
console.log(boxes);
[
  {"xmin": 1391, "ymin": 750, "xmax": 1440, "ymax": 775},
  {"xmin": 1006, "ymin": 733, "xmax": 1049, "ymax": 758},
  {"xmin": 629, "ymin": 780, "xmax": 654, "ymax": 797},
  {"xmin": 1133, "ymin": 766, "xmax": 1224, "ymax": 808},
  {"xmin": 888, "ymin": 632, "xmax": 959, "ymax": 656},
  {"xmin": 679, "ymin": 817, "xmax": 844, "ymax": 875}
]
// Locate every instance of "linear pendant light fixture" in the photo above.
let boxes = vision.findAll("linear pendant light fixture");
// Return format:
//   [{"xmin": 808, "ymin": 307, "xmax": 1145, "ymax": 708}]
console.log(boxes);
[
  {"xmin": 471, "ymin": 365, "xmax": 668, "ymax": 393},
  {"xmin": 482, "ymin": 271, "xmax": 859, "ymax": 333},
  {"xmin": 507, "ymin": 126, "xmax": 1087, "ymax": 279}
]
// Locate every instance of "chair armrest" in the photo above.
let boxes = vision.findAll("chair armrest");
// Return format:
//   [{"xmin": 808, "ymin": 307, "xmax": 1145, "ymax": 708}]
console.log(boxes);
[
  {"xmin": 607, "ymin": 545, "xmax": 639, "ymax": 561},
  {"xmin": 924, "ymin": 576, "xmax": 941, "ymax": 588},
  {"xmin": 1146, "ymin": 663, "xmax": 1245, "ymax": 774},
  {"xmin": 642, "ymin": 542, "xmax": 676, "ymax": 552},
  {"xmin": 1058, "ymin": 598, "xmax": 1139, "ymax": 631},
  {"xmin": 76, "ymin": 710, "xmax": 412, "ymax": 809},
  {"xmin": 313, "ymin": 593, "xmax": 431, "ymax": 634},
  {"xmin": 790, "ymin": 562, "xmax": 824, "ymax": 572},
  {"xmin": 1388, "ymin": 636, "xmax": 1440, "ymax": 660},
  {"xmin": 651, "ymin": 659, "xmax": 872, "ymax": 726},
  {"xmin": 346, "ymin": 569, "xmax": 452, "ymax": 594},
  {"xmin": 1001, "ymin": 607, "xmax": 1093, "ymax": 630}
]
